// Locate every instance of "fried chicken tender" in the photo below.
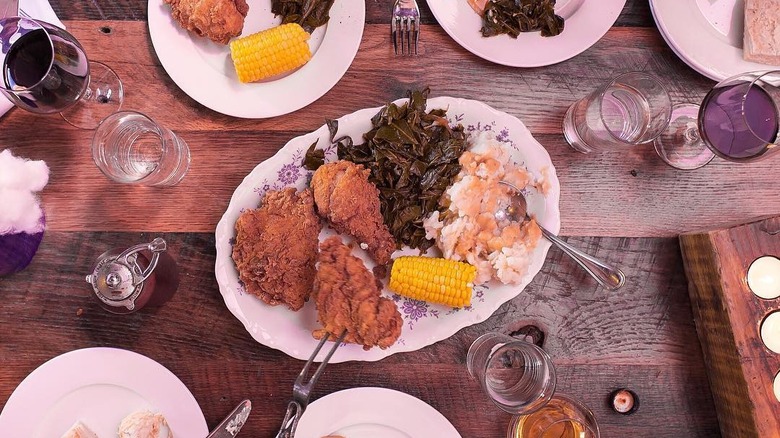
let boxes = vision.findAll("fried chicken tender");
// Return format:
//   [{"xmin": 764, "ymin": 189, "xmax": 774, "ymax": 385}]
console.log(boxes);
[
  {"xmin": 232, "ymin": 188, "xmax": 321, "ymax": 311},
  {"xmin": 313, "ymin": 237, "xmax": 402, "ymax": 350},
  {"xmin": 164, "ymin": 0, "xmax": 249, "ymax": 44},
  {"xmin": 311, "ymin": 161, "xmax": 396, "ymax": 266}
]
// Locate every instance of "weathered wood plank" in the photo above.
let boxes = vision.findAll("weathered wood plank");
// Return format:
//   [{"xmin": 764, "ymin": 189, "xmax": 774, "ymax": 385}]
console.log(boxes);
[
  {"xmin": 0, "ymin": 232, "xmax": 718, "ymax": 437},
  {"xmin": 48, "ymin": 0, "xmax": 654, "ymax": 27}
]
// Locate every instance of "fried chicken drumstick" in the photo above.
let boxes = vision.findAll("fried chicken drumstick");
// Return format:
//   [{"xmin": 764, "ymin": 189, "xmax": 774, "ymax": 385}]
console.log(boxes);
[
  {"xmin": 164, "ymin": 0, "xmax": 249, "ymax": 44},
  {"xmin": 313, "ymin": 236, "xmax": 402, "ymax": 350},
  {"xmin": 232, "ymin": 188, "xmax": 321, "ymax": 311},
  {"xmin": 311, "ymin": 161, "xmax": 396, "ymax": 265}
]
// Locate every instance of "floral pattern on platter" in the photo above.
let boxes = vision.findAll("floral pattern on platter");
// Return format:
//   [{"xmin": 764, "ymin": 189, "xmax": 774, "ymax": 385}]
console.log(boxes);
[{"xmin": 234, "ymin": 119, "xmax": 518, "ymax": 328}]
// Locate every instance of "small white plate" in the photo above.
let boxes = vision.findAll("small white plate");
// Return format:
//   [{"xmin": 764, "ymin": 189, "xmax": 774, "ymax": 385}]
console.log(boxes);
[
  {"xmin": 427, "ymin": 0, "xmax": 625, "ymax": 67},
  {"xmin": 650, "ymin": 0, "xmax": 780, "ymax": 81},
  {"xmin": 147, "ymin": 0, "xmax": 365, "ymax": 118},
  {"xmin": 0, "ymin": 348, "xmax": 208, "ymax": 438},
  {"xmin": 214, "ymin": 96, "xmax": 561, "ymax": 363},
  {"xmin": 296, "ymin": 387, "xmax": 462, "ymax": 438}
]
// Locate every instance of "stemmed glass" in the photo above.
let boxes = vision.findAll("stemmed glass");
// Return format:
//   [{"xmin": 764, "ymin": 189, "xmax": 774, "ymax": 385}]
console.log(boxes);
[
  {"xmin": 0, "ymin": 16, "xmax": 123, "ymax": 129},
  {"xmin": 654, "ymin": 71, "xmax": 780, "ymax": 170}
]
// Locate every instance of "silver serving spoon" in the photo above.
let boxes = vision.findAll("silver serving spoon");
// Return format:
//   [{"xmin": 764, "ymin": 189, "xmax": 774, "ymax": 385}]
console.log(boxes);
[{"xmin": 497, "ymin": 181, "xmax": 626, "ymax": 291}]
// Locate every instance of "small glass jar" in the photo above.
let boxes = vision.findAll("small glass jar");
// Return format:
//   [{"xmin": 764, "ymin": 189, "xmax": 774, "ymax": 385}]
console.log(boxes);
[{"xmin": 85, "ymin": 237, "xmax": 179, "ymax": 314}]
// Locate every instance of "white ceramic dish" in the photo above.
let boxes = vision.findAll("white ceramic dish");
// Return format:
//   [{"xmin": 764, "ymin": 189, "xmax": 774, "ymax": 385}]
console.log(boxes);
[
  {"xmin": 650, "ymin": 0, "xmax": 780, "ymax": 81},
  {"xmin": 214, "ymin": 96, "xmax": 561, "ymax": 363},
  {"xmin": 0, "ymin": 347, "xmax": 207, "ymax": 438},
  {"xmin": 147, "ymin": 0, "xmax": 365, "ymax": 118},
  {"xmin": 296, "ymin": 387, "xmax": 462, "ymax": 437},
  {"xmin": 427, "ymin": 0, "xmax": 625, "ymax": 67}
]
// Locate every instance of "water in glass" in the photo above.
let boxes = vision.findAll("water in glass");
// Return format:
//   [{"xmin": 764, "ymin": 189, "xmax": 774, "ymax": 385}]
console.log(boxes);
[{"xmin": 92, "ymin": 111, "xmax": 190, "ymax": 186}]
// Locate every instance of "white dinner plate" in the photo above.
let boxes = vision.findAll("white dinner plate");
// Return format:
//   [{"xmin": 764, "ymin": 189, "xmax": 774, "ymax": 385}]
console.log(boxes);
[
  {"xmin": 427, "ymin": 0, "xmax": 625, "ymax": 67},
  {"xmin": 147, "ymin": 0, "xmax": 365, "ymax": 118},
  {"xmin": 650, "ymin": 0, "xmax": 780, "ymax": 81},
  {"xmin": 296, "ymin": 387, "xmax": 462, "ymax": 437},
  {"xmin": 0, "ymin": 348, "xmax": 208, "ymax": 438},
  {"xmin": 214, "ymin": 95, "xmax": 560, "ymax": 363}
]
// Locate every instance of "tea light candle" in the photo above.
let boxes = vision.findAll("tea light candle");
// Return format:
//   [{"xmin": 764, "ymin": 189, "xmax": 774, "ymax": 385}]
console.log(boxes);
[
  {"xmin": 747, "ymin": 256, "xmax": 780, "ymax": 299},
  {"xmin": 762, "ymin": 311, "xmax": 780, "ymax": 354}
]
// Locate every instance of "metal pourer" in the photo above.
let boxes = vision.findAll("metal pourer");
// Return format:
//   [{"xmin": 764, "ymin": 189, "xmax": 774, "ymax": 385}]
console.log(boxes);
[{"xmin": 85, "ymin": 238, "xmax": 167, "ymax": 311}]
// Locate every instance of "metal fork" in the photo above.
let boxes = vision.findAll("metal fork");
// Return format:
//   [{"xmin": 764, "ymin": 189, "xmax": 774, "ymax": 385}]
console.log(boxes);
[
  {"xmin": 391, "ymin": 0, "xmax": 420, "ymax": 55},
  {"xmin": 274, "ymin": 330, "xmax": 347, "ymax": 438}
]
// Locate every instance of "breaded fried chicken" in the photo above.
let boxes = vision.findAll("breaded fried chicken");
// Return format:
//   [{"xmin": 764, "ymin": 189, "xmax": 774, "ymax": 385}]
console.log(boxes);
[
  {"xmin": 164, "ymin": 0, "xmax": 249, "ymax": 44},
  {"xmin": 313, "ymin": 236, "xmax": 402, "ymax": 350},
  {"xmin": 311, "ymin": 161, "xmax": 396, "ymax": 265},
  {"xmin": 232, "ymin": 188, "xmax": 321, "ymax": 311}
]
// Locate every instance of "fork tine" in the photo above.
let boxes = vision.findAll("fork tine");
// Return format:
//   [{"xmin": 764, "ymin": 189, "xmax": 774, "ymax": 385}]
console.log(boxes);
[
  {"xmin": 406, "ymin": 18, "xmax": 413, "ymax": 56},
  {"xmin": 391, "ymin": 17, "xmax": 398, "ymax": 55},
  {"xmin": 309, "ymin": 330, "xmax": 347, "ymax": 384},
  {"xmin": 399, "ymin": 17, "xmax": 406, "ymax": 55},
  {"xmin": 413, "ymin": 19, "xmax": 419, "ymax": 55},
  {"xmin": 297, "ymin": 331, "xmax": 332, "ymax": 382}
]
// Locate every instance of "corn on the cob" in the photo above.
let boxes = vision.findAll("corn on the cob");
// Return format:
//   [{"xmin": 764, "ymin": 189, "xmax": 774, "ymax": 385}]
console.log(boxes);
[
  {"xmin": 230, "ymin": 23, "xmax": 312, "ymax": 83},
  {"xmin": 389, "ymin": 256, "xmax": 477, "ymax": 308}
]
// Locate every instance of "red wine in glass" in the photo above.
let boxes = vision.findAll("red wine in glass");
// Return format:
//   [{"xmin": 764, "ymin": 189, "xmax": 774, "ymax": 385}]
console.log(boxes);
[
  {"xmin": 700, "ymin": 82, "xmax": 780, "ymax": 160},
  {"xmin": 0, "ymin": 17, "xmax": 123, "ymax": 129}
]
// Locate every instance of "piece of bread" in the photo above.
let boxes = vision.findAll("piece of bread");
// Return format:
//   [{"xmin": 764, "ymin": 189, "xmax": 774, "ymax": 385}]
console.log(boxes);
[
  {"xmin": 744, "ymin": 0, "xmax": 780, "ymax": 65},
  {"xmin": 60, "ymin": 421, "xmax": 98, "ymax": 438}
]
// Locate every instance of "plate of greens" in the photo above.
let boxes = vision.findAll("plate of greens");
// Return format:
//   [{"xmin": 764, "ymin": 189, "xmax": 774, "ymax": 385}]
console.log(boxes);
[{"xmin": 428, "ymin": 0, "xmax": 625, "ymax": 67}]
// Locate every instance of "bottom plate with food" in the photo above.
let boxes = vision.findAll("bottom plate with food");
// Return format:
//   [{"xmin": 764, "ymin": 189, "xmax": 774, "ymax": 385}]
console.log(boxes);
[{"xmin": 214, "ymin": 92, "xmax": 561, "ymax": 362}]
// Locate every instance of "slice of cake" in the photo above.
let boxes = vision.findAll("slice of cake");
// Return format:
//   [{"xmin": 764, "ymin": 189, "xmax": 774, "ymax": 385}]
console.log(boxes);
[
  {"xmin": 744, "ymin": 0, "xmax": 780, "ymax": 65},
  {"xmin": 60, "ymin": 421, "xmax": 98, "ymax": 438}
]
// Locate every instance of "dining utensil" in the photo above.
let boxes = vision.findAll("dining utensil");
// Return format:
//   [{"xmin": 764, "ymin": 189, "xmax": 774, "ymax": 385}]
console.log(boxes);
[
  {"xmin": 563, "ymin": 72, "xmax": 672, "ymax": 154},
  {"xmin": 654, "ymin": 71, "xmax": 780, "ymax": 170},
  {"xmin": 507, "ymin": 393, "xmax": 600, "ymax": 438},
  {"xmin": 498, "ymin": 181, "xmax": 625, "ymax": 291},
  {"xmin": 92, "ymin": 110, "xmax": 191, "ymax": 186},
  {"xmin": 391, "ymin": 0, "xmax": 419, "ymax": 55},
  {"xmin": 467, "ymin": 332, "xmax": 556, "ymax": 415},
  {"xmin": 275, "ymin": 330, "xmax": 347, "ymax": 438},
  {"xmin": 0, "ymin": 16, "xmax": 123, "ymax": 129},
  {"xmin": 206, "ymin": 399, "xmax": 251, "ymax": 438}
]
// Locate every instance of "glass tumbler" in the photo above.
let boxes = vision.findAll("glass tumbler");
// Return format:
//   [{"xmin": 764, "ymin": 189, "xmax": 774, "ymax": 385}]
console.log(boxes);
[
  {"xmin": 467, "ymin": 332, "xmax": 556, "ymax": 415},
  {"xmin": 92, "ymin": 111, "xmax": 191, "ymax": 186},
  {"xmin": 563, "ymin": 72, "xmax": 672, "ymax": 153},
  {"xmin": 507, "ymin": 393, "xmax": 600, "ymax": 438}
]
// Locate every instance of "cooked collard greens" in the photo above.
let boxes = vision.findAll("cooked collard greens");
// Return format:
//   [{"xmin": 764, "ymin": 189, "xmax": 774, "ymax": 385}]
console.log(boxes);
[
  {"xmin": 481, "ymin": 0, "xmax": 564, "ymax": 38},
  {"xmin": 271, "ymin": 0, "xmax": 335, "ymax": 32}
]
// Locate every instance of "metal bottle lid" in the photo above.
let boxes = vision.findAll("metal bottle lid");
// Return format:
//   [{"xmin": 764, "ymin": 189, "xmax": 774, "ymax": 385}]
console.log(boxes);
[{"xmin": 85, "ymin": 238, "xmax": 167, "ymax": 311}]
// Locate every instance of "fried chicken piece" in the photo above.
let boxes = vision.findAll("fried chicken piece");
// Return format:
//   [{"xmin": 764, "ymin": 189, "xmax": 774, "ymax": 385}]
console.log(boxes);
[
  {"xmin": 164, "ymin": 0, "xmax": 249, "ymax": 45},
  {"xmin": 232, "ymin": 188, "xmax": 321, "ymax": 311},
  {"xmin": 313, "ymin": 236, "xmax": 402, "ymax": 350},
  {"xmin": 311, "ymin": 161, "xmax": 396, "ymax": 265}
]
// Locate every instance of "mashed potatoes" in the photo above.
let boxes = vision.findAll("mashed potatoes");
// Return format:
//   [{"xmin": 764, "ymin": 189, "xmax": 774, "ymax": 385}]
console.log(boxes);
[{"xmin": 423, "ymin": 131, "xmax": 542, "ymax": 285}]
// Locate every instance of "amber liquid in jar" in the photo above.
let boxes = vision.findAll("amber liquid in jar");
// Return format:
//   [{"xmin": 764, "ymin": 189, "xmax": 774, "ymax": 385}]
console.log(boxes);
[{"xmin": 508, "ymin": 396, "xmax": 596, "ymax": 438}]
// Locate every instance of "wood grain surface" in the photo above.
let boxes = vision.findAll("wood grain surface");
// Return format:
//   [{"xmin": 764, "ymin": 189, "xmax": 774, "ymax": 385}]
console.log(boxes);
[
  {"xmin": 0, "ymin": 232, "xmax": 719, "ymax": 437},
  {"xmin": 680, "ymin": 217, "xmax": 780, "ymax": 438},
  {"xmin": 0, "ymin": 1, "xmax": 754, "ymax": 436}
]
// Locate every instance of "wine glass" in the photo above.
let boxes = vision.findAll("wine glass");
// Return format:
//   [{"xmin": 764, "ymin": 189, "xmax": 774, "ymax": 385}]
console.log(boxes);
[
  {"xmin": 654, "ymin": 71, "xmax": 780, "ymax": 170},
  {"xmin": 0, "ymin": 16, "xmax": 123, "ymax": 129}
]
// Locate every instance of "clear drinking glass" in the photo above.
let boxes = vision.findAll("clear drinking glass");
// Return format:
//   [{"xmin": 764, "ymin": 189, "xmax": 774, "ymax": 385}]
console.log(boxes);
[
  {"xmin": 467, "ymin": 332, "xmax": 556, "ymax": 415},
  {"xmin": 655, "ymin": 71, "xmax": 780, "ymax": 169},
  {"xmin": 507, "ymin": 393, "xmax": 600, "ymax": 438},
  {"xmin": 92, "ymin": 111, "xmax": 191, "ymax": 187},
  {"xmin": 563, "ymin": 72, "xmax": 672, "ymax": 153},
  {"xmin": 0, "ymin": 16, "xmax": 123, "ymax": 129}
]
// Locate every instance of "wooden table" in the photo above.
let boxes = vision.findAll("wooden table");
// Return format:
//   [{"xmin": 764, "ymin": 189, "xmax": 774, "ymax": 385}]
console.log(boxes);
[{"xmin": 4, "ymin": 1, "xmax": 779, "ymax": 436}]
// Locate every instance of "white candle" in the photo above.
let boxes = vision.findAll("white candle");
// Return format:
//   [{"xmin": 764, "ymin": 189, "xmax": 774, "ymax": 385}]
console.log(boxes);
[
  {"xmin": 775, "ymin": 372, "xmax": 780, "ymax": 403},
  {"xmin": 761, "ymin": 311, "xmax": 780, "ymax": 354},
  {"xmin": 747, "ymin": 256, "xmax": 780, "ymax": 299}
]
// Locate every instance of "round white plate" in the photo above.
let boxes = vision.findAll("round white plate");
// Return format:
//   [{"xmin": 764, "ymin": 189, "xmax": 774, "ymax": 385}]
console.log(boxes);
[
  {"xmin": 0, "ymin": 348, "xmax": 208, "ymax": 438},
  {"xmin": 296, "ymin": 387, "xmax": 462, "ymax": 437},
  {"xmin": 650, "ymin": 0, "xmax": 780, "ymax": 81},
  {"xmin": 427, "ymin": 0, "xmax": 625, "ymax": 67},
  {"xmin": 147, "ymin": 0, "xmax": 365, "ymax": 118},
  {"xmin": 214, "ymin": 96, "xmax": 561, "ymax": 363}
]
